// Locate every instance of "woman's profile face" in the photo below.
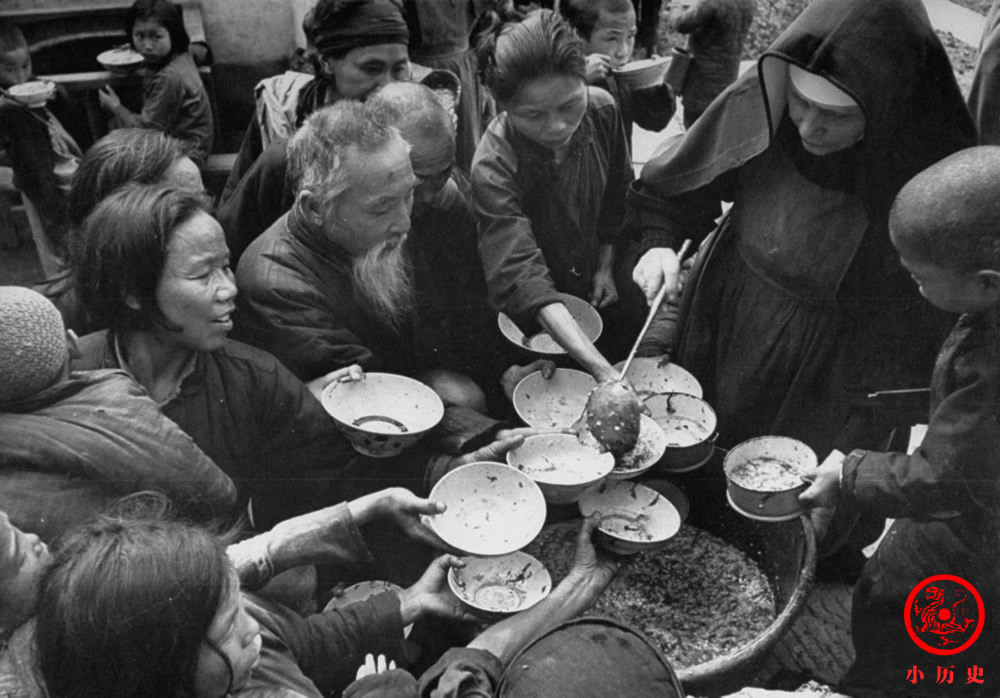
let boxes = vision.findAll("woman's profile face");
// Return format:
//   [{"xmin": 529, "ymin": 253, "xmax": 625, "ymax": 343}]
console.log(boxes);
[
  {"xmin": 194, "ymin": 573, "xmax": 262, "ymax": 696},
  {"xmin": 153, "ymin": 210, "xmax": 236, "ymax": 353},
  {"xmin": 324, "ymin": 43, "xmax": 410, "ymax": 102},
  {"xmin": 506, "ymin": 73, "xmax": 588, "ymax": 155},
  {"xmin": 787, "ymin": 82, "xmax": 866, "ymax": 157}
]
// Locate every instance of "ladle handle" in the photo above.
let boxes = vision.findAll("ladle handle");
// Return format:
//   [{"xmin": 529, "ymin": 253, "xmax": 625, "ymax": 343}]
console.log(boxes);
[{"xmin": 619, "ymin": 239, "xmax": 693, "ymax": 379}]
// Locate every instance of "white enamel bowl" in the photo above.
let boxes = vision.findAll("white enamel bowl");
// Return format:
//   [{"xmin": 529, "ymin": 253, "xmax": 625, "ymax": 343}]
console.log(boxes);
[
  {"xmin": 321, "ymin": 372, "xmax": 444, "ymax": 458},
  {"xmin": 507, "ymin": 434, "xmax": 615, "ymax": 504},
  {"xmin": 7, "ymin": 81, "xmax": 54, "ymax": 108},
  {"xmin": 613, "ymin": 357, "xmax": 702, "ymax": 399},
  {"xmin": 426, "ymin": 462, "xmax": 547, "ymax": 556},
  {"xmin": 604, "ymin": 414, "xmax": 668, "ymax": 480},
  {"xmin": 512, "ymin": 368, "xmax": 596, "ymax": 429},
  {"xmin": 497, "ymin": 293, "xmax": 602, "ymax": 356},
  {"xmin": 449, "ymin": 551, "xmax": 551, "ymax": 618},
  {"xmin": 578, "ymin": 480, "xmax": 682, "ymax": 555}
]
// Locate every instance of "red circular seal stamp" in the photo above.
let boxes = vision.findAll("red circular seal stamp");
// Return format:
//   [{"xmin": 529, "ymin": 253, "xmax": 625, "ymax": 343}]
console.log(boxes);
[{"xmin": 905, "ymin": 574, "xmax": 984, "ymax": 656}]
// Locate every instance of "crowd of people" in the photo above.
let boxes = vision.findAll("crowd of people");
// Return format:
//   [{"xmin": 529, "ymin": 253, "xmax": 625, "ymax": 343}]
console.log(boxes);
[{"xmin": 2, "ymin": 0, "xmax": 999, "ymax": 695}]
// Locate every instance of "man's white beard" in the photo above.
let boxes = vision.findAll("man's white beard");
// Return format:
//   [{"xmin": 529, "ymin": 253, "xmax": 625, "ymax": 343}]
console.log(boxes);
[{"xmin": 352, "ymin": 237, "xmax": 413, "ymax": 330}]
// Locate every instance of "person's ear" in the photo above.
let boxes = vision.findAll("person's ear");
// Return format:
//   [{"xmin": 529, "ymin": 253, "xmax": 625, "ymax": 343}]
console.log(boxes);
[
  {"xmin": 976, "ymin": 269, "xmax": 1000, "ymax": 302},
  {"xmin": 297, "ymin": 189, "xmax": 328, "ymax": 227},
  {"xmin": 125, "ymin": 295, "xmax": 142, "ymax": 312}
]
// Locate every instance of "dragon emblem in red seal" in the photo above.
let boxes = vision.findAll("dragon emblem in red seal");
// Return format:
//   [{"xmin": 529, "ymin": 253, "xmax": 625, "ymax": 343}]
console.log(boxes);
[{"xmin": 905, "ymin": 574, "xmax": 984, "ymax": 656}]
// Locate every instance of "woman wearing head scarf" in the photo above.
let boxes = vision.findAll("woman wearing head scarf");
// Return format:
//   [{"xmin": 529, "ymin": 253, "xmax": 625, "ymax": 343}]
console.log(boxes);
[
  {"xmin": 222, "ymin": 0, "xmax": 412, "ymax": 199},
  {"xmin": 626, "ymin": 0, "xmax": 975, "ymax": 463}
]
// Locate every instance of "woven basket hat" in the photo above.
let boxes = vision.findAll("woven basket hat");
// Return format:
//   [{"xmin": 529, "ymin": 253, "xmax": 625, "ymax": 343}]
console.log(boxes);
[
  {"xmin": 0, "ymin": 286, "xmax": 66, "ymax": 403},
  {"xmin": 499, "ymin": 616, "xmax": 684, "ymax": 697}
]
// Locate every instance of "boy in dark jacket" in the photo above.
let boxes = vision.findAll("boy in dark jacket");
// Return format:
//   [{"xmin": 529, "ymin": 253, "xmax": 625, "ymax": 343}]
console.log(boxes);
[
  {"xmin": 561, "ymin": 0, "xmax": 676, "ymax": 148},
  {"xmin": 0, "ymin": 22, "xmax": 83, "ymax": 255},
  {"xmin": 801, "ymin": 147, "xmax": 1000, "ymax": 697}
]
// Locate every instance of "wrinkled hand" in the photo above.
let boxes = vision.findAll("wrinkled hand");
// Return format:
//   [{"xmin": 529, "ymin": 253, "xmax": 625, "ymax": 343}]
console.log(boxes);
[
  {"xmin": 378, "ymin": 487, "xmax": 457, "ymax": 552},
  {"xmin": 398, "ymin": 555, "xmax": 481, "ymax": 625},
  {"xmin": 452, "ymin": 435, "xmax": 526, "ymax": 468},
  {"xmin": 586, "ymin": 53, "xmax": 613, "ymax": 82},
  {"xmin": 495, "ymin": 425, "xmax": 575, "ymax": 441},
  {"xmin": 589, "ymin": 268, "xmax": 619, "ymax": 309},
  {"xmin": 633, "ymin": 247, "xmax": 683, "ymax": 306},
  {"xmin": 799, "ymin": 449, "xmax": 846, "ymax": 511},
  {"xmin": 567, "ymin": 515, "xmax": 625, "ymax": 596},
  {"xmin": 501, "ymin": 359, "xmax": 556, "ymax": 401},
  {"xmin": 427, "ymin": 434, "xmax": 528, "ymax": 487},
  {"xmin": 306, "ymin": 363, "xmax": 364, "ymax": 401},
  {"xmin": 98, "ymin": 84, "xmax": 122, "ymax": 112},
  {"xmin": 355, "ymin": 653, "xmax": 396, "ymax": 680}
]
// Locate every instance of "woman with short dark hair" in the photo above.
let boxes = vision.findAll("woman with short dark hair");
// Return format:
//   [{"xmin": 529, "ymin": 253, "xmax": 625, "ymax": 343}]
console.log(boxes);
[
  {"xmin": 66, "ymin": 127, "xmax": 202, "ymax": 230},
  {"xmin": 72, "ymin": 183, "xmax": 359, "ymax": 527},
  {"xmin": 222, "ymin": 0, "xmax": 411, "ymax": 199}
]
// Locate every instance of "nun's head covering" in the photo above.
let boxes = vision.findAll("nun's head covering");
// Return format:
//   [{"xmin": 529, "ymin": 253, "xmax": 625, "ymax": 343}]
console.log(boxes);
[{"xmin": 0, "ymin": 287, "xmax": 66, "ymax": 404}]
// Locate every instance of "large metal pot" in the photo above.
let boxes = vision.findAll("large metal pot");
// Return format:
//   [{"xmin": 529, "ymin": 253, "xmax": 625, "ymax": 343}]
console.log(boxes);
[
  {"xmin": 645, "ymin": 392, "xmax": 717, "ymax": 473},
  {"xmin": 723, "ymin": 436, "xmax": 816, "ymax": 520},
  {"xmin": 677, "ymin": 514, "xmax": 817, "ymax": 696}
]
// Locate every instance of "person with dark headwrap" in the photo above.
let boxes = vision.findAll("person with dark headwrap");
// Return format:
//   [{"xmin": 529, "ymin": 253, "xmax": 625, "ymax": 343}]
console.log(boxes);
[
  {"xmin": 221, "ymin": 0, "xmax": 412, "ymax": 200},
  {"xmin": 627, "ymin": 0, "xmax": 975, "ymax": 467}
]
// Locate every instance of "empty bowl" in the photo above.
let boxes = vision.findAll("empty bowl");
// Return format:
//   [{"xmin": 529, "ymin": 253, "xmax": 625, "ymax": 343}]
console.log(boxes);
[
  {"xmin": 97, "ymin": 46, "xmax": 145, "ymax": 75},
  {"xmin": 611, "ymin": 55, "xmax": 671, "ymax": 90},
  {"xmin": 7, "ymin": 81, "xmax": 54, "ymax": 108},
  {"xmin": 724, "ymin": 436, "xmax": 816, "ymax": 521},
  {"xmin": 605, "ymin": 414, "xmax": 668, "ymax": 480},
  {"xmin": 449, "ymin": 551, "xmax": 551, "ymax": 618},
  {"xmin": 644, "ymin": 392, "xmax": 717, "ymax": 473},
  {"xmin": 578, "ymin": 480, "xmax": 682, "ymax": 555},
  {"xmin": 425, "ymin": 462, "xmax": 547, "ymax": 556},
  {"xmin": 497, "ymin": 293, "xmax": 603, "ymax": 356},
  {"xmin": 507, "ymin": 434, "xmax": 615, "ymax": 504},
  {"xmin": 512, "ymin": 368, "xmax": 596, "ymax": 429},
  {"xmin": 613, "ymin": 357, "xmax": 702, "ymax": 399},
  {"xmin": 321, "ymin": 373, "xmax": 444, "ymax": 458}
]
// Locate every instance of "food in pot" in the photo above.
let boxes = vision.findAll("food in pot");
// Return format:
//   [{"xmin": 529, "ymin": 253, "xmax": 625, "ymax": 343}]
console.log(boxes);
[
  {"xmin": 729, "ymin": 456, "xmax": 803, "ymax": 491},
  {"xmin": 525, "ymin": 522, "xmax": 775, "ymax": 669},
  {"xmin": 583, "ymin": 379, "xmax": 642, "ymax": 454}
]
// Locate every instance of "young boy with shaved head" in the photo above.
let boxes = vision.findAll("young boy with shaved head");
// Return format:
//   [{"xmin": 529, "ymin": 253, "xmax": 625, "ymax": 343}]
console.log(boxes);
[{"xmin": 801, "ymin": 147, "xmax": 1000, "ymax": 697}]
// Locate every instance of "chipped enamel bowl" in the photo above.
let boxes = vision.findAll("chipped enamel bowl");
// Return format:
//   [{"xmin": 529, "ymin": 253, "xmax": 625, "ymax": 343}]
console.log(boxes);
[
  {"xmin": 613, "ymin": 357, "xmax": 702, "ymax": 399},
  {"xmin": 321, "ymin": 372, "xmax": 444, "ymax": 458},
  {"xmin": 578, "ymin": 480, "xmax": 682, "ymax": 555},
  {"xmin": 497, "ymin": 293, "xmax": 602, "ymax": 356},
  {"xmin": 724, "ymin": 436, "xmax": 816, "ymax": 521},
  {"xmin": 323, "ymin": 581, "xmax": 412, "ymax": 636},
  {"xmin": 512, "ymin": 368, "xmax": 596, "ymax": 429},
  {"xmin": 426, "ymin": 462, "xmax": 547, "ymax": 556},
  {"xmin": 449, "ymin": 551, "xmax": 551, "ymax": 618},
  {"xmin": 7, "ymin": 81, "xmax": 54, "ymax": 108},
  {"xmin": 507, "ymin": 434, "xmax": 615, "ymax": 504},
  {"xmin": 603, "ymin": 414, "xmax": 668, "ymax": 480},
  {"xmin": 97, "ymin": 46, "xmax": 145, "ymax": 75},
  {"xmin": 644, "ymin": 392, "xmax": 717, "ymax": 473}
]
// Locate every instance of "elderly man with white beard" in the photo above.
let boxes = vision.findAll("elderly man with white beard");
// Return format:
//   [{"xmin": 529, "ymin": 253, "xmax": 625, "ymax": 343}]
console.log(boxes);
[{"xmin": 234, "ymin": 98, "xmax": 532, "ymax": 452}]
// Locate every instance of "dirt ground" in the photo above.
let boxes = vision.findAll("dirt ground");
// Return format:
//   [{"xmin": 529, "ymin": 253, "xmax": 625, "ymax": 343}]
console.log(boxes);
[{"xmin": 655, "ymin": 0, "xmax": 983, "ymax": 92}]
